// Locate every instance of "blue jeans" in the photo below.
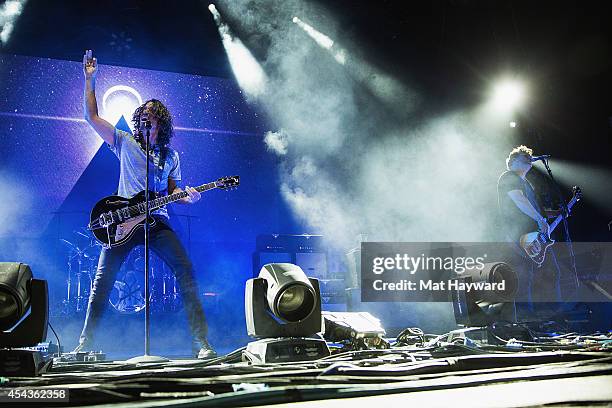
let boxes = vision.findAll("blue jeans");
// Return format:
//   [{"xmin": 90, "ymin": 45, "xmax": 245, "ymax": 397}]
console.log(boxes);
[
  {"xmin": 78, "ymin": 217, "xmax": 208, "ymax": 346},
  {"xmin": 513, "ymin": 246, "xmax": 562, "ymax": 317}
]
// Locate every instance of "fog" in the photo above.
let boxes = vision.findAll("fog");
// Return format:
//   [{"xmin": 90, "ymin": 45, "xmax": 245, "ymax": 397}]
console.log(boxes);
[{"xmin": 219, "ymin": 0, "xmax": 518, "ymax": 250}]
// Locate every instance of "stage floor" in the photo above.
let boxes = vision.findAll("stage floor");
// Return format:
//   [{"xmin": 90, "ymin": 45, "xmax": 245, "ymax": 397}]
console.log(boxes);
[{"xmin": 3, "ymin": 347, "xmax": 611, "ymax": 407}]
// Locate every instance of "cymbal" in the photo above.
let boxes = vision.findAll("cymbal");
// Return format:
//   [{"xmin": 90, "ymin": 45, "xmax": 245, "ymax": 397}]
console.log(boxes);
[
  {"xmin": 59, "ymin": 239, "xmax": 76, "ymax": 250},
  {"xmin": 60, "ymin": 239, "xmax": 88, "ymax": 257},
  {"xmin": 74, "ymin": 230, "xmax": 90, "ymax": 239}
]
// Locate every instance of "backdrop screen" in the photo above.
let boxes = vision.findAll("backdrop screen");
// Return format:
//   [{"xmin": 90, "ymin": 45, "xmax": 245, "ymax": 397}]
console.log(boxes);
[{"xmin": 0, "ymin": 53, "xmax": 293, "ymax": 242}]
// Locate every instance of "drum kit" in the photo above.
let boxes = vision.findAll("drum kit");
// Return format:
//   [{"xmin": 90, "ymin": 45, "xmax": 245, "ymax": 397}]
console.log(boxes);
[{"xmin": 58, "ymin": 228, "xmax": 183, "ymax": 316}]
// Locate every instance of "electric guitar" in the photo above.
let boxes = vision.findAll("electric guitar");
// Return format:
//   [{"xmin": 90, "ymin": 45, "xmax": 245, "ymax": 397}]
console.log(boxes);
[
  {"xmin": 519, "ymin": 186, "xmax": 582, "ymax": 266},
  {"xmin": 88, "ymin": 176, "xmax": 240, "ymax": 248}
]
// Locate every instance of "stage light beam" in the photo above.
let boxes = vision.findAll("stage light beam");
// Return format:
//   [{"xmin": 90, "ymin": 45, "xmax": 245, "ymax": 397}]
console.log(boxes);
[
  {"xmin": 209, "ymin": 4, "xmax": 267, "ymax": 98},
  {"xmin": 292, "ymin": 16, "xmax": 345, "ymax": 64},
  {"xmin": 291, "ymin": 15, "xmax": 421, "ymax": 113},
  {"xmin": 0, "ymin": 0, "xmax": 27, "ymax": 44},
  {"xmin": 292, "ymin": 16, "xmax": 334, "ymax": 50}
]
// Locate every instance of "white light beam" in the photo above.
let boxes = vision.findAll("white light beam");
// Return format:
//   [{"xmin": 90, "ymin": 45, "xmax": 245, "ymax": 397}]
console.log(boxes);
[{"xmin": 209, "ymin": 4, "xmax": 267, "ymax": 98}]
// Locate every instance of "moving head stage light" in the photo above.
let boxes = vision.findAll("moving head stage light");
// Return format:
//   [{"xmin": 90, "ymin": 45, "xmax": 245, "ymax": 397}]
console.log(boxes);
[
  {"xmin": 451, "ymin": 261, "xmax": 519, "ymax": 327},
  {"xmin": 0, "ymin": 262, "xmax": 50, "ymax": 376},
  {"xmin": 244, "ymin": 263, "xmax": 330, "ymax": 363},
  {"xmin": 0, "ymin": 263, "xmax": 48, "ymax": 347}
]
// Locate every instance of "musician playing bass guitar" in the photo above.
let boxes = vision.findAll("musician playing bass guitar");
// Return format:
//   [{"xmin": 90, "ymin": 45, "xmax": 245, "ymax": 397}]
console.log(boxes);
[
  {"xmin": 497, "ymin": 145, "xmax": 562, "ymax": 315},
  {"xmin": 74, "ymin": 50, "xmax": 216, "ymax": 358}
]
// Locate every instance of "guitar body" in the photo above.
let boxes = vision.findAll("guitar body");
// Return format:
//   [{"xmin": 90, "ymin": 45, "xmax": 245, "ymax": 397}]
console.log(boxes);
[
  {"xmin": 90, "ymin": 191, "xmax": 158, "ymax": 249},
  {"xmin": 517, "ymin": 186, "xmax": 582, "ymax": 266},
  {"xmin": 519, "ymin": 231, "xmax": 555, "ymax": 267},
  {"xmin": 88, "ymin": 176, "xmax": 240, "ymax": 248}
]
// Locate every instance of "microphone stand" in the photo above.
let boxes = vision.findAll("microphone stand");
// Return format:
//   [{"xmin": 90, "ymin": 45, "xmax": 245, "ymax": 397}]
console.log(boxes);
[
  {"xmin": 127, "ymin": 120, "xmax": 168, "ymax": 364},
  {"xmin": 542, "ymin": 158, "xmax": 579, "ymax": 289}
]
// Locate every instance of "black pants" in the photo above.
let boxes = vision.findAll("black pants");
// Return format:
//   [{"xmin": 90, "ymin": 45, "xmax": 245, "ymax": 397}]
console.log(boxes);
[
  {"xmin": 509, "ymin": 246, "xmax": 562, "ymax": 318},
  {"xmin": 78, "ymin": 217, "xmax": 208, "ymax": 346}
]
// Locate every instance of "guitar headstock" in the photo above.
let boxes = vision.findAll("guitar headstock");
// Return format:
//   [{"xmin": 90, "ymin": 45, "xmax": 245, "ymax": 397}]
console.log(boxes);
[
  {"xmin": 572, "ymin": 186, "xmax": 582, "ymax": 201},
  {"xmin": 217, "ymin": 175, "xmax": 240, "ymax": 190}
]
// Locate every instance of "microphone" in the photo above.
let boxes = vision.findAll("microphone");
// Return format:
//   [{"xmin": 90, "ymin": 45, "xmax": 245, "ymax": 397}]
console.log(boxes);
[
  {"xmin": 135, "ymin": 120, "xmax": 144, "ymax": 137},
  {"xmin": 137, "ymin": 113, "xmax": 151, "ymax": 130},
  {"xmin": 531, "ymin": 154, "xmax": 551, "ymax": 162}
]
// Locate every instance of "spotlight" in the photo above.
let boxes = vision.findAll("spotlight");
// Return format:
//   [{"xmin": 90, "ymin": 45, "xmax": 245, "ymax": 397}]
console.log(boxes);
[
  {"xmin": 491, "ymin": 79, "xmax": 526, "ymax": 112},
  {"xmin": 451, "ymin": 262, "xmax": 518, "ymax": 327},
  {"xmin": 0, "ymin": 263, "xmax": 50, "ymax": 376},
  {"xmin": 509, "ymin": 121, "xmax": 517, "ymax": 128},
  {"xmin": 244, "ymin": 263, "xmax": 330, "ymax": 363}
]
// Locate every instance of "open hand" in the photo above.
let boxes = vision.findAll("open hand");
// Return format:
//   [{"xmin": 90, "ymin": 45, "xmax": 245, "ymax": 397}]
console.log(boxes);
[{"xmin": 83, "ymin": 49, "xmax": 98, "ymax": 79}]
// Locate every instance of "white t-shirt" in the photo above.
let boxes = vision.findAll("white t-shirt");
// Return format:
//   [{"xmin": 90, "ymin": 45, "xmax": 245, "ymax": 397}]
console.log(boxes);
[{"xmin": 108, "ymin": 128, "xmax": 181, "ymax": 219}]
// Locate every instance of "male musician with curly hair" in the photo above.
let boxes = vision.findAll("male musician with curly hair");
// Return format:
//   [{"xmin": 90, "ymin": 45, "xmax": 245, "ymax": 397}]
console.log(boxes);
[
  {"xmin": 74, "ymin": 50, "xmax": 216, "ymax": 358},
  {"xmin": 497, "ymin": 145, "xmax": 562, "ymax": 316}
]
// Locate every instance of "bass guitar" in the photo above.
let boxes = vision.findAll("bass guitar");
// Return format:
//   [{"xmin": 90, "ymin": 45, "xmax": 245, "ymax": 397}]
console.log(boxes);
[
  {"xmin": 88, "ymin": 176, "xmax": 239, "ymax": 248},
  {"xmin": 519, "ymin": 186, "xmax": 582, "ymax": 266}
]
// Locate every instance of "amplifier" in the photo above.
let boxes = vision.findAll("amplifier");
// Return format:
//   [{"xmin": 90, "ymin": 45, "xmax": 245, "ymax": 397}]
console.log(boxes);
[{"xmin": 253, "ymin": 234, "xmax": 328, "ymax": 278}]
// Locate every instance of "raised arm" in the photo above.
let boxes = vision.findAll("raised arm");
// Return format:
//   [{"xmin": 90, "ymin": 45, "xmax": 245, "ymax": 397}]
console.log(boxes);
[{"xmin": 83, "ymin": 50, "xmax": 115, "ymax": 145}]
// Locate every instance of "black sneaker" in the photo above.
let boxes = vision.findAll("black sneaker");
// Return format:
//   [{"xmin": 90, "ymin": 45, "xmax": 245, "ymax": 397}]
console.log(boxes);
[{"xmin": 196, "ymin": 338, "xmax": 218, "ymax": 359}]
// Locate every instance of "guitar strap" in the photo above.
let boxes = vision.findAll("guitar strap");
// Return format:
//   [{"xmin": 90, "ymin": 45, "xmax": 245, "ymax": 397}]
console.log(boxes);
[
  {"xmin": 158, "ymin": 146, "xmax": 168, "ymax": 174},
  {"xmin": 111, "ymin": 147, "xmax": 167, "ymax": 197},
  {"xmin": 136, "ymin": 134, "xmax": 168, "ymax": 188},
  {"xmin": 156, "ymin": 146, "xmax": 168, "ymax": 191}
]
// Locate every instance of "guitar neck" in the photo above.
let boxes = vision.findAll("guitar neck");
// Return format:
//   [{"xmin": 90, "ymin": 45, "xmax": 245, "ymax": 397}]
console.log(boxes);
[
  {"xmin": 549, "ymin": 196, "xmax": 578, "ymax": 233},
  {"xmin": 152, "ymin": 182, "xmax": 217, "ymax": 209},
  {"xmin": 136, "ymin": 182, "xmax": 218, "ymax": 212}
]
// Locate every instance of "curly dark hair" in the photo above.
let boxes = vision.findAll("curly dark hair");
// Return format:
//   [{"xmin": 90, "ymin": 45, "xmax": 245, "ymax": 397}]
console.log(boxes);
[{"xmin": 131, "ymin": 99, "xmax": 174, "ymax": 147}]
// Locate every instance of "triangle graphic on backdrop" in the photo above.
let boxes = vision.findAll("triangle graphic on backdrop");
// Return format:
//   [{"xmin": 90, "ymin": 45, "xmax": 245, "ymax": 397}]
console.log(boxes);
[{"xmin": 45, "ymin": 116, "xmax": 131, "ymax": 236}]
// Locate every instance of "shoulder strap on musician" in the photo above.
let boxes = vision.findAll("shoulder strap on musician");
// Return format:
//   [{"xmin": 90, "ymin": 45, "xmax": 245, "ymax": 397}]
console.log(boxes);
[{"xmin": 158, "ymin": 146, "xmax": 168, "ymax": 173}]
